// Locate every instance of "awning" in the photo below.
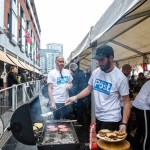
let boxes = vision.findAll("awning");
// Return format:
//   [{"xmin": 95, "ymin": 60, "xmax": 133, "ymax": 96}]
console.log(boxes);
[
  {"xmin": 22, "ymin": 63, "xmax": 39, "ymax": 73},
  {"xmin": 0, "ymin": 50, "xmax": 15, "ymax": 65},
  {"xmin": 7, "ymin": 54, "xmax": 24, "ymax": 69},
  {"xmin": 67, "ymin": 0, "xmax": 150, "ymax": 71},
  {"xmin": 18, "ymin": 60, "xmax": 31, "ymax": 71},
  {"xmin": 25, "ymin": 63, "xmax": 34, "ymax": 72},
  {"xmin": 33, "ymin": 68, "xmax": 38, "ymax": 73},
  {"xmin": 34, "ymin": 68, "xmax": 40, "ymax": 74}
]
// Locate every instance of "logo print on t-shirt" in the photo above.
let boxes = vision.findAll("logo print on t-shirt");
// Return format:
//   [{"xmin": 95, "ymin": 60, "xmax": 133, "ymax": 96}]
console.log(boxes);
[
  {"xmin": 94, "ymin": 79, "xmax": 112, "ymax": 95},
  {"xmin": 57, "ymin": 76, "xmax": 68, "ymax": 84}
]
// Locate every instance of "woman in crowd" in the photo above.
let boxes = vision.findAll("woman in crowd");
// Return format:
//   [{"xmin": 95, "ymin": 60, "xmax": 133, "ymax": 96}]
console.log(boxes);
[{"xmin": 7, "ymin": 66, "xmax": 18, "ymax": 106}]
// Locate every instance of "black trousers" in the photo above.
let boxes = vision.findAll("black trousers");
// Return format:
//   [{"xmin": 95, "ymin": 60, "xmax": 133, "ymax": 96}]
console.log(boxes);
[
  {"xmin": 133, "ymin": 106, "xmax": 150, "ymax": 150},
  {"xmin": 96, "ymin": 118, "xmax": 120, "ymax": 134},
  {"xmin": 8, "ymin": 88, "xmax": 12, "ymax": 106},
  {"xmin": 72, "ymin": 99, "xmax": 83, "ymax": 123},
  {"xmin": 53, "ymin": 103, "xmax": 73, "ymax": 120}
]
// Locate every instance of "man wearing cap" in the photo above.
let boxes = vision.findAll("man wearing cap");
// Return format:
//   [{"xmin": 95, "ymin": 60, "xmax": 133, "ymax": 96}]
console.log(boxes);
[
  {"xmin": 69, "ymin": 63, "xmax": 87, "ymax": 125},
  {"xmin": 66, "ymin": 45, "xmax": 131, "ymax": 133}
]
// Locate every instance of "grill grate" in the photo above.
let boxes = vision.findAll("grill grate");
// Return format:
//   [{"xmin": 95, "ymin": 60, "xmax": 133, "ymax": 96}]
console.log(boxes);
[{"xmin": 41, "ymin": 122, "xmax": 79, "ymax": 145}]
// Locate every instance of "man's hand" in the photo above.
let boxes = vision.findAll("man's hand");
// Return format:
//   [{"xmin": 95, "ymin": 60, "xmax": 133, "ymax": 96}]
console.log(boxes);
[
  {"xmin": 65, "ymin": 83, "xmax": 72, "ymax": 90},
  {"xmin": 50, "ymin": 102, "xmax": 56, "ymax": 110},
  {"xmin": 65, "ymin": 95, "xmax": 78, "ymax": 105},
  {"xmin": 119, "ymin": 124, "xmax": 126, "ymax": 133}
]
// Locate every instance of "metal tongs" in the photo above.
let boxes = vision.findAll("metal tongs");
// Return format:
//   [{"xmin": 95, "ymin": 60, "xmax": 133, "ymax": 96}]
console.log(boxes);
[{"xmin": 41, "ymin": 104, "xmax": 69, "ymax": 117}]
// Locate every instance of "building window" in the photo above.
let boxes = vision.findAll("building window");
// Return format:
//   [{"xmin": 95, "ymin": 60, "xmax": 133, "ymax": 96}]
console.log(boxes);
[
  {"xmin": 10, "ymin": 0, "xmax": 18, "ymax": 44},
  {"xmin": 21, "ymin": 27, "xmax": 26, "ymax": 51},
  {"xmin": 0, "ymin": 0, "xmax": 4, "ymax": 29},
  {"xmin": 11, "ymin": 12, "xmax": 18, "ymax": 43}
]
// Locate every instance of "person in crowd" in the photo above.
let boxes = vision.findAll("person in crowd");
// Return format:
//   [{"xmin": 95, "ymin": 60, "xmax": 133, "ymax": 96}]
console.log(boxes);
[
  {"xmin": 47, "ymin": 55, "xmax": 73, "ymax": 119},
  {"xmin": 21, "ymin": 70, "xmax": 29, "ymax": 83},
  {"xmin": 85, "ymin": 72, "xmax": 91, "ymax": 115},
  {"xmin": 7, "ymin": 66, "xmax": 18, "ymax": 87},
  {"xmin": 65, "ymin": 45, "xmax": 131, "ymax": 133},
  {"xmin": 17, "ymin": 74, "xmax": 22, "ymax": 84},
  {"xmin": 41, "ymin": 76, "xmax": 49, "ymax": 99},
  {"xmin": 121, "ymin": 64, "xmax": 132, "ymax": 112},
  {"xmin": 136, "ymin": 72, "xmax": 147, "ymax": 91},
  {"xmin": 1, "ymin": 71, "xmax": 7, "ymax": 89},
  {"xmin": 7, "ymin": 66, "xmax": 18, "ymax": 106},
  {"xmin": 132, "ymin": 80, "xmax": 150, "ymax": 150},
  {"xmin": 121, "ymin": 64, "xmax": 135, "ymax": 146},
  {"xmin": 122, "ymin": 64, "xmax": 132, "ymax": 78},
  {"xmin": 43, "ymin": 75, "xmax": 47, "ymax": 85},
  {"xmin": 129, "ymin": 75, "xmax": 137, "ymax": 98},
  {"xmin": 0, "ymin": 71, "xmax": 7, "ymax": 96},
  {"xmin": 129, "ymin": 75, "xmax": 136, "ymax": 91},
  {"xmin": 0, "ymin": 78, "xmax": 3, "ymax": 89},
  {"xmin": 69, "ymin": 63, "xmax": 87, "ymax": 125}
]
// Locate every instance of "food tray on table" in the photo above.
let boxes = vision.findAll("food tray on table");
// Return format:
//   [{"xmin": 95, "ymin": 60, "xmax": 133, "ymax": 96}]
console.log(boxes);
[{"xmin": 97, "ymin": 129, "xmax": 127, "ymax": 143}]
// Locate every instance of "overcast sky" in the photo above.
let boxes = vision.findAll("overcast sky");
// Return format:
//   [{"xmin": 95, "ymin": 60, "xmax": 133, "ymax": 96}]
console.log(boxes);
[{"xmin": 34, "ymin": 0, "xmax": 114, "ymax": 59}]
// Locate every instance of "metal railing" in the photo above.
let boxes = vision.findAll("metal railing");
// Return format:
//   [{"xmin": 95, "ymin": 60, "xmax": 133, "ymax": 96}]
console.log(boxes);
[{"xmin": 0, "ymin": 80, "xmax": 42, "ymax": 130}]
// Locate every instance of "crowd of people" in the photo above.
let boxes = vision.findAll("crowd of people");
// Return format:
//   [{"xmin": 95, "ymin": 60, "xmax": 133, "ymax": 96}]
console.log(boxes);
[
  {"xmin": 0, "ymin": 66, "xmax": 41, "ymax": 107},
  {"xmin": 0, "ymin": 67, "xmax": 31, "ymax": 89},
  {"xmin": 47, "ymin": 45, "xmax": 150, "ymax": 150},
  {"xmin": 1, "ymin": 45, "xmax": 149, "ymax": 149}
]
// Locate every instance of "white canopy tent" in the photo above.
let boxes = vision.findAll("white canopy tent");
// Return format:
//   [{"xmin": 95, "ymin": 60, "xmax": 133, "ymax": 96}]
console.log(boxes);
[{"xmin": 67, "ymin": 0, "xmax": 150, "ymax": 72}]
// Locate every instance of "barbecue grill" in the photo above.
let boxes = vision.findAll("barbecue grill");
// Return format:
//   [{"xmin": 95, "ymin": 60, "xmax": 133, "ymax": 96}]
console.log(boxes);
[{"xmin": 8, "ymin": 95, "xmax": 80, "ymax": 150}]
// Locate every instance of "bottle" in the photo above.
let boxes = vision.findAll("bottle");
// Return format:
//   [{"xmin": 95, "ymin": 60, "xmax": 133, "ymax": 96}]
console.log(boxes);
[{"xmin": 89, "ymin": 122, "xmax": 98, "ymax": 150}]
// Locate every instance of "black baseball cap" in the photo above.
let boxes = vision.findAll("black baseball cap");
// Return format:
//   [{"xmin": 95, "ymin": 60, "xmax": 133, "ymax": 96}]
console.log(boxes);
[{"xmin": 92, "ymin": 45, "xmax": 114, "ymax": 60}]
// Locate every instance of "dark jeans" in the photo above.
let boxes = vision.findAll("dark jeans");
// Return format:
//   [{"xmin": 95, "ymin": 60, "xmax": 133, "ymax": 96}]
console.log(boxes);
[
  {"xmin": 96, "ymin": 118, "xmax": 120, "ymax": 134},
  {"xmin": 8, "ymin": 88, "xmax": 12, "ymax": 106},
  {"xmin": 121, "ymin": 106, "xmax": 135, "ymax": 147},
  {"xmin": 53, "ymin": 103, "xmax": 73, "ymax": 120},
  {"xmin": 72, "ymin": 99, "xmax": 83, "ymax": 124},
  {"xmin": 132, "ymin": 106, "xmax": 150, "ymax": 150},
  {"xmin": 85, "ymin": 94, "xmax": 91, "ymax": 113}
]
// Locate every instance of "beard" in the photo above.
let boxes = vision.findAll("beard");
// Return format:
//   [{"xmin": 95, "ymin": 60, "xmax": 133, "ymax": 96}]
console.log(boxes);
[{"xmin": 100, "ymin": 60, "xmax": 111, "ymax": 72}]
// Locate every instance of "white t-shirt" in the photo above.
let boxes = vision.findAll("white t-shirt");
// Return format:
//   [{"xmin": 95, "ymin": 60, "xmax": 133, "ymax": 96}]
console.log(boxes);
[
  {"xmin": 88, "ymin": 66, "xmax": 129, "ymax": 122},
  {"xmin": 132, "ymin": 80, "xmax": 150, "ymax": 110},
  {"xmin": 47, "ymin": 68, "xmax": 73, "ymax": 103},
  {"xmin": 120, "ymin": 76, "xmax": 129, "ymax": 107},
  {"xmin": 1, "ymin": 71, "xmax": 7, "ymax": 83}
]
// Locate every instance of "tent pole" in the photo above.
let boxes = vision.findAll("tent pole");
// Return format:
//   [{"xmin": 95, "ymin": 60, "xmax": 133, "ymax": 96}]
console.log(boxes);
[{"xmin": 91, "ymin": 41, "xmax": 97, "ymax": 122}]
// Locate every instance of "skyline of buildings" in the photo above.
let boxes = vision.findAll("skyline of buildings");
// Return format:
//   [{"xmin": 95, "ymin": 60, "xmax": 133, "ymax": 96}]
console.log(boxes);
[{"xmin": 40, "ymin": 43, "xmax": 63, "ymax": 75}]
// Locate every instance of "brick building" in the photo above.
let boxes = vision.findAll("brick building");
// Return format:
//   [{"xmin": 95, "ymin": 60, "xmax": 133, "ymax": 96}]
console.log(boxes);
[{"xmin": 0, "ymin": 0, "xmax": 41, "ymax": 78}]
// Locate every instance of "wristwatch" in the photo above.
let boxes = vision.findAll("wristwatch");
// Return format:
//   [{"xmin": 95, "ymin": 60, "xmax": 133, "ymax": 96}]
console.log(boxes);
[{"xmin": 120, "ymin": 123, "xmax": 127, "ymax": 126}]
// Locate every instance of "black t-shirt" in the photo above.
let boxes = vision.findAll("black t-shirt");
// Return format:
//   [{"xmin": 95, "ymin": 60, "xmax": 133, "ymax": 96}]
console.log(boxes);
[{"xmin": 7, "ymin": 72, "xmax": 18, "ymax": 87}]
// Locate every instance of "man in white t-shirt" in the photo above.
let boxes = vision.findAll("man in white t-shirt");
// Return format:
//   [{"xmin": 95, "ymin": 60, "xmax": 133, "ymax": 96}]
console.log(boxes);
[
  {"xmin": 121, "ymin": 64, "xmax": 132, "ymax": 109},
  {"xmin": 47, "ymin": 55, "xmax": 73, "ymax": 119},
  {"xmin": 65, "ymin": 45, "xmax": 131, "ymax": 133}
]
